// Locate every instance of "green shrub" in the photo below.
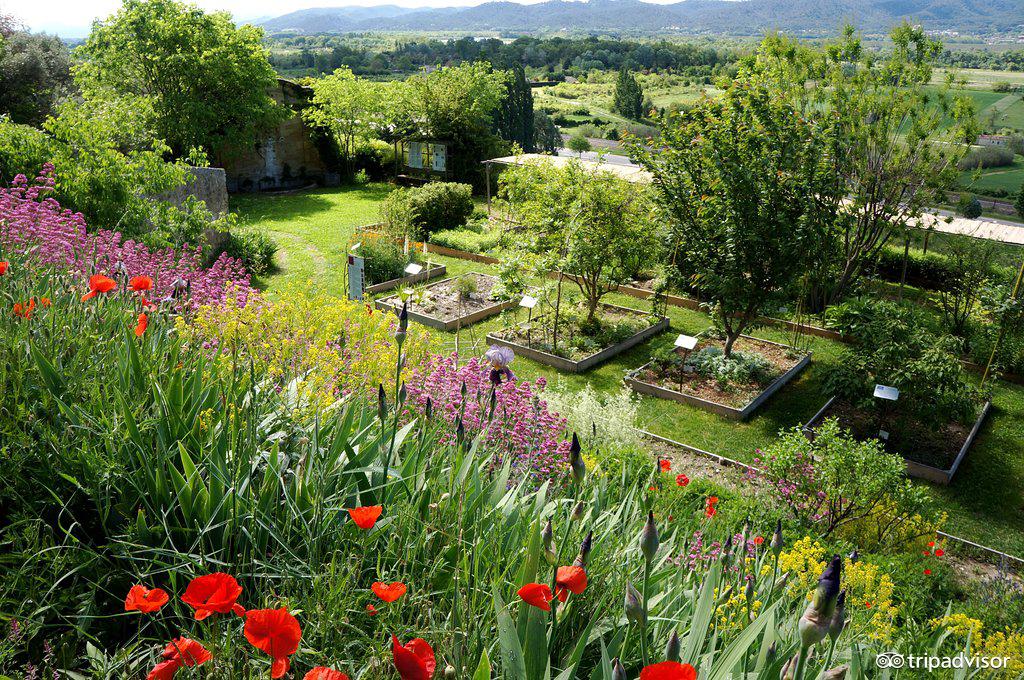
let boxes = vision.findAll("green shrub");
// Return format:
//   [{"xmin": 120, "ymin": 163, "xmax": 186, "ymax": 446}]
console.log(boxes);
[
  {"xmin": 380, "ymin": 182, "xmax": 474, "ymax": 239},
  {"xmin": 958, "ymin": 145, "xmax": 1015, "ymax": 170},
  {"xmin": 224, "ymin": 227, "xmax": 278, "ymax": 276},
  {"xmin": 428, "ymin": 228, "xmax": 501, "ymax": 253},
  {"xmin": 359, "ymin": 237, "xmax": 409, "ymax": 285}
]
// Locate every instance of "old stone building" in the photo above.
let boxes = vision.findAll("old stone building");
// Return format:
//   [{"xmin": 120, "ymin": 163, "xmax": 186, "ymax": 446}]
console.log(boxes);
[{"xmin": 218, "ymin": 78, "xmax": 339, "ymax": 192}]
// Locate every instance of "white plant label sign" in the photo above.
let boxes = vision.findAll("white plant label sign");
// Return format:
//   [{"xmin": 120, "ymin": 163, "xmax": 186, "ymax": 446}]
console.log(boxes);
[
  {"xmin": 520, "ymin": 295, "xmax": 538, "ymax": 309},
  {"xmin": 674, "ymin": 334, "xmax": 699, "ymax": 350},
  {"xmin": 405, "ymin": 263, "xmax": 424, "ymax": 275}
]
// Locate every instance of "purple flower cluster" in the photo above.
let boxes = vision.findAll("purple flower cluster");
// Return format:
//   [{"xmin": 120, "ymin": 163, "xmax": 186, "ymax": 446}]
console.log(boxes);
[
  {"xmin": 673, "ymin": 530, "xmax": 759, "ymax": 573},
  {"xmin": 0, "ymin": 166, "xmax": 254, "ymax": 309},
  {"xmin": 404, "ymin": 352, "xmax": 571, "ymax": 485},
  {"xmin": 748, "ymin": 450, "xmax": 830, "ymax": 522}
]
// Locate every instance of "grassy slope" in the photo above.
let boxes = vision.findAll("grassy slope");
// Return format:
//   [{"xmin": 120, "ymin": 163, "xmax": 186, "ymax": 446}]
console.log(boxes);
[{"xmin": 233, "ymin": 186, "xmax": 1024, "ymax": 556}]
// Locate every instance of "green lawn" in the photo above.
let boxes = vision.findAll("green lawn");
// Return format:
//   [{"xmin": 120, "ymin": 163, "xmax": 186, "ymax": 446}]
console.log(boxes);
[
  {"xmin": 959, "ymin": 157, "xmax": 1024, "ymax": 198},
  {"xmin": 231, "ymin": 183, "xmax": 392, "ymax": 296},
  {"xmin": 235, "ymin": 186, "xmax": 1024, "ymax": 557}
]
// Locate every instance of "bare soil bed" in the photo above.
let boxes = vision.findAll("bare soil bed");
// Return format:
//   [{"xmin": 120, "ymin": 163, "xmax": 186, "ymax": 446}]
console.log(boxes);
[
  {"xmin": 809, "ymin": 398, "xmax": 981, "ymax": 470},
  {"xmin": 635, "ymin": 337, "xmax": 802, "ymax": 408},
  {"xmin": 376, "ymin": 272, "xmax": 515, "ymax": 331}
]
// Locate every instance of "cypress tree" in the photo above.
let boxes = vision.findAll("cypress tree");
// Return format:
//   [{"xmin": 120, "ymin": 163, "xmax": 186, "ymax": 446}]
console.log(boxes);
[
  {"xmin": 496, "ymin": 63, "xmax": 536, "ymax": 151},
  {"xmin": 613, "ymin": 68, "xmax": 645, "ymax": 121}
]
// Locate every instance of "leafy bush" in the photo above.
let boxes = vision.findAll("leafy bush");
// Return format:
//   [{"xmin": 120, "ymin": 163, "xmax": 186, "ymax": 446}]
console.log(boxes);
[
  {"xmin": 752, "ymin": 422, "xmax": 941, "ymax": 552},
  {"xmin": 0, "ymin": 102, "xmax": 219, "ymax": 248},
  {"xmin": 380, "ymin": 182, "xmax": 474, "ymax": 240},
  {"xmin": 428, "ymin": 227, "xmax": 501, "ymax": 253},
  {"xmin": 957, "ymin": 193, "xmax": 983, "ymax": 218},
  {"xmin": 359, "ymin": 236, "xmax": 408, "ymax": 285},
  {"xmin": 687, "ymin": 346, "xmax": 777, "ymax": 389},
  {"xmin": 224, "ymin": 227, "xmax": 278, "ymax": 276},
  {"xmin": 824, "ymin": 299, "xmax": 981, "ymax": 426},
  {"xmin": 958, "ymin": 145, "xmax": 1015, "ymax": 170}
]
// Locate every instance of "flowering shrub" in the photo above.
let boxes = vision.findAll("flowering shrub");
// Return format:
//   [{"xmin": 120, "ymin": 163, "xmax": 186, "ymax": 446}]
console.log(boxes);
[
  {"xmin": 0, "ymin": 166, "xmax": 254, "ymax": 308},
  {"xmin": 930, "ymin": 613, "xmax": 1024, "ymax": 671},
  {"xmin": 773, "ymin": 537, "xmax": 899, "ymax": 643},
  {"xmin": 749, "ymin": 421, "xmax": 941, "ymax": 552},
  {"xmin": 179, "ymin": 285, "xmax": 430, "ymax": 414},
  {"xmin": 404, "ymin": 353, "xmax": 571, "ymax": 484}
]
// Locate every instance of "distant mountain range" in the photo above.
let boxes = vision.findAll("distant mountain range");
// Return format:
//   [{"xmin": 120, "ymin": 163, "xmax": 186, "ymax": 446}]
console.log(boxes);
[{"xmin": 258, "ymin": 0, "xmax": 1024, "ymax": 36}]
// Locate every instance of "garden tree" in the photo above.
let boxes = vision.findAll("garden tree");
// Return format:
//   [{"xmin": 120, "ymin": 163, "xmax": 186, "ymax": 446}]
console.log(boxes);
[
  {"xmin": 1015, "ymin": 182, "xmax": 1024, "ymax": 220},
  {"xmin": 73, "ymin": 0, "xmax": 285, "ymax": 158},
  {"xmin": 629, "ymin": 79, "xmax": 832, "ymax": 358},
  {"xmin": 566, "ymin": 132, "xmax": 592, "ymax": 156},
  {"xmin": 533, "ymin": 110, "xmax": 561, "ymax": 154},
  {"xmin": 394, "ymin": 61, "xmax": 508, "ymax": 187},
  {"xmin": 957, "ymin": 193, "xmax": 983, "ymax": 219},
  {"xmin": 749, "ymin": 24, "xmax": 978, "ymax": 310},
  {"xmin": 494, "ymin": 62, "xmax": 535, "ymax": 151},
  {"xmin": 307, "ymin": 67, "xmax": 389, "ymax": 178},
  {"xmin": 498, "ymin": 158, "xmax": 659, "ymax": 329},
  {"xmin": 0, "ymin": 19, "xmax": 73, "ymax": 126},
  {"xmin": 0, "ymin": 100, "xmax": 216, "ymax": 246},
  {"xmin": 935, "ymin": 237, "xmax": 997, "ymax": 337},
  {"xmin": 612, "ymin": 68, "xmax": 645, "ymax": 120}
]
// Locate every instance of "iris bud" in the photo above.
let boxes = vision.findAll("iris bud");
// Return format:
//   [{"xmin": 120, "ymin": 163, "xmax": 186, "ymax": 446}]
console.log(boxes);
[
  {"xmin": 665, "ymin": 630, "xmax": 681, "ymax": 662},
  {"xmin": 611, "ymin": 658, "xmax": 627, "ymax": 680},
  {"xmin": 569, "ymin": 433, "xmax": 585, "ymax": 484},
  {"xmin": 624, "ymin": 581, "xmax": 645, "ymax": 625},
  {"xmin": 640, "ymin": 511, "xmax": 659, "ymax": 563}
]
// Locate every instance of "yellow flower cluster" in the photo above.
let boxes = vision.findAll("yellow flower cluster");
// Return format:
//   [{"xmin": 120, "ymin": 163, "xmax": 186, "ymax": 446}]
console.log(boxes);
[
  {"xmin": 714, "ymin": 586, "xmax": 763, "ymax": 636},
  {"xmin": 837, "ymin": 498, "xmax": 947, "ymax": 553},
  {"xmin": 769, "ymin": 536, "xmax": 899, "ymax": 643},
  {"xmin": 930, "ymin": 614, "xmax": 1024, "ymax": 671},
  {"xmin": 178, "ymin": 285, "xmax": 430, "ymax": 417}
]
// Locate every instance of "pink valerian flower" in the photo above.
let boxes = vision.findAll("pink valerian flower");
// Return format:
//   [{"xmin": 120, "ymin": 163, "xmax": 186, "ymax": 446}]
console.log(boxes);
[
  {"xmin": 404, "ymin": 353, "xmax": 570, "ymax": 485},
  {"xmin": 671, "ymin": 530, "xmax": 760, "ymax": 574},
  {"xmin": 0, "ymin": 166, "xmax": 255, "ymax": 310}
]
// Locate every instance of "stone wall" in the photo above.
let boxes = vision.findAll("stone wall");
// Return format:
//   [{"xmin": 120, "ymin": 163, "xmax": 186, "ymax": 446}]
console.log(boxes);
[
  {"xmin": 218, "ymin": 79, "xmax": 339, "ymax": 193},
  {"xmin": 157, "ymin": 165, "xmax": 230, "ymax": 253}
]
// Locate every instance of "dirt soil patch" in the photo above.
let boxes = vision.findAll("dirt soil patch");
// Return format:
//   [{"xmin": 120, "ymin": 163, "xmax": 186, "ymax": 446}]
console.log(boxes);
[
  {"xmin": 411, "ymin": 273, "xmax": 502, "ymax": 323},
  {"xmin": 815, "ymin": 398, "xmax": 978, "ymax": 469},
  {"xmin": 636, "ymin": 336, "xmax": 802, "ymax": 409}
]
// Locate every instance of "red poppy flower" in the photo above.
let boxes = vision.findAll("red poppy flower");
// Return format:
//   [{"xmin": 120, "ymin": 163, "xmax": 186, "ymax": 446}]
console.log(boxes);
[
  {"xmin": 40, "ymin": 297, "xmax": 51, "ymax": 307},
  {"xmin": 82, "ymin": 274, "xmax": 117, "ymax": 301},
  {"xmin": 555, "ymin": 566, "xmax": 587, "ymax": 603},
  {"xmin": 392, "ymin": 635, "xmax": 436, "ymax": 680},
  {"xmin": 517, "ymin": 583, "xmax": 554, "ymax": 611},
  {"xmin": 928, "ymin": 541, "xmax": 935, "ymax": 548},
  {"xmin": 366, "ymin": 604, "xmax": 378, "ymax": 616},
  {"xmin": 0, "ymin": 261, "xmax": 8, "ymax": 275},
  {"xmin": 135, "ymin": 313, "xmax": 149, "ymax": 337},
  {"xmin": 372, "ymin": 582, "xmax": 408, "ymax": 603},
  {"xmin": 935, "ymin": 549, "xmax": 945, "ymax": 557},
  {"xmin": 924, "ymin": 569, "xmax": 932, "ymax": 575},
  {"xmin": 676, "ymin": 474, "xmax": 690, "ymax": 487},
  {"xmin": 12, "ymin": 302, "xmax": 26, "ymax": 319},
  {"xmin": 659, "ymin": 459, "xmax": 671, "ymax": 472},
  {"xmin": 130, "ymin": 276, "xmax": 154, "ymax": 292},
  {"xmin": 753, "ymin": 536, "xmax": 764, "ymax": 546},
  {"xmin": 304, "ymin": 668, "xmax": 350, "ymax": 680},
  {"xmin": 708, "ymin": 496, "xmax": 719, "ymax": 505},
  {"xmin": 147, "ymin": 637, "xmax": 212, "ymax": 680},
  {"xmin": 244, "ymin": 607, "xmax": 302, "ymax": 679},
  {"xmin": 639, "ymin": 661, "xmax": 697, "ymax": 680},
  {"xmin": 125, "ymin": 584, "xmax": 169, "ymax": 613},
  {"xmin": 180, "ymin": 573, "xmax": 245, "ymax": 620},
  {"xmin": 348, "ymin": 505, "xmax": 383, "ymax": 529},
  {"xmin": 865, "ymin": 602, "xmax": 873, "ymax": 608}
]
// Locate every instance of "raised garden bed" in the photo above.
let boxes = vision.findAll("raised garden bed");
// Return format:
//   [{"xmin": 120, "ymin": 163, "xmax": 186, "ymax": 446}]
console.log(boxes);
[
  {"xmin": 625, "ymin": 335, "xmax": 811, "ymax": 421},
  {"xmin": 486, "ymin": 303, "xmax": 669, "ymax": 373},
  {"xmin": 802, "ymin": 396, "xmax": 992, "ymax": 484},
  {"xmin": 365, "ymin": 264, "xmax": 447, "ymax": 295},
  {"xmin": 374, "ymin": 272, "xmax": 516, "ymax": 332}
]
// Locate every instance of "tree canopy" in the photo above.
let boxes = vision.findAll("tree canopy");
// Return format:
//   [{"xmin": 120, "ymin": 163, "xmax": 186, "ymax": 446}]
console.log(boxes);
[
  {"xmin": 74, "ymin": 0, "xmax": 285, "ymax": 157},
  {"xmin": 0, "ymin": 16, "xmax": 72, "ymax": 126},
  {"xmin": 630, "ymin": 78, "xmax": 832, "ymax": 357}
]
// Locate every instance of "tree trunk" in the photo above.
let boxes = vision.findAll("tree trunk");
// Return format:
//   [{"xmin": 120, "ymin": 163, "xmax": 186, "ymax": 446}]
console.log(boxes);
[
  {"xmin": 586, "ymin": 294, "xmax": 599, "ymax": 325},
  {"xmin": 723, "ymin": 331, "xmax": 739, "ymax": 359},
  {"xmin": 552, "ymin": 273, "xmax": 564, "ymax": 351}
]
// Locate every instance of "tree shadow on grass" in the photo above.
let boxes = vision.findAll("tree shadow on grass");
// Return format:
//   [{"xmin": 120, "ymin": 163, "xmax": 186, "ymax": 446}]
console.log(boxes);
[{"xmin": 230, "ymin": 184, "xmax": 393, "ymax": 225}]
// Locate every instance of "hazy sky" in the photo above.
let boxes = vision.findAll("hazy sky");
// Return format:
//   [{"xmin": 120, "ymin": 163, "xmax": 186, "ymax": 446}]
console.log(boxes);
[{"xmin": 4, "ymin": 0, "xmax": 686, "ymax": 37}]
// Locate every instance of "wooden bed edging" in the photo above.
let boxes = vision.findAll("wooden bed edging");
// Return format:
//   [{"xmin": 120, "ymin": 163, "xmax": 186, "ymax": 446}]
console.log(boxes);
[
  {"xmin": 486, "ymin": 304, "xmax": 669, "ymax": 373},
  {"xmin": 374, "ymin": 273, "xmax": 516, "ymax": 331},
  {"xmin": 802, "ymin": 396, "xmax": 992, "ymax": 485},
  {"xmin": 625, "ymin": 336, "xmax": 811, "ymax": 422},
  {"xmin": 364, "ymin": 264, "xmax": 447, "ymax": 295}
]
